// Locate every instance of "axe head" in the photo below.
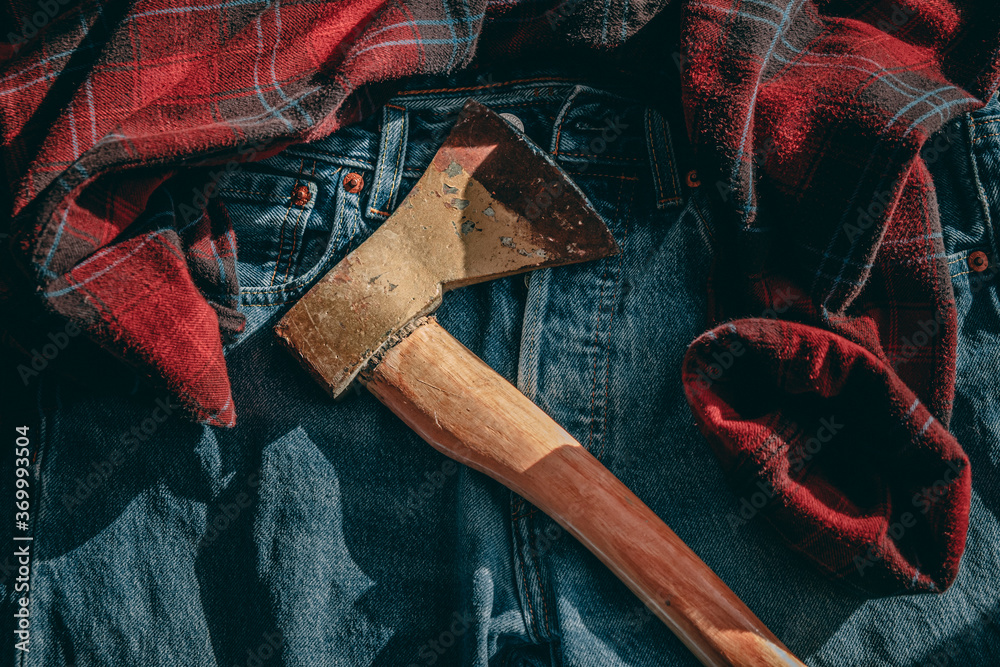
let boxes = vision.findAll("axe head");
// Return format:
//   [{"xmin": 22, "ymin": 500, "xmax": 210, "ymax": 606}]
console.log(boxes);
[{"xmin": 275, "ymin": 99, "xmax": 619, "ymax": 399}]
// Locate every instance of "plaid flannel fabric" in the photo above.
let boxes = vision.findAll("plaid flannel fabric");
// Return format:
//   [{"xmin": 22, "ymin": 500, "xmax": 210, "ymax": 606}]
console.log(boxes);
[
  {"xmin": 684, "ymin": 318, "xmax": 970, "ymax": 595},
  {"xmin": 1, "ymin": 0, "xmax": 998, "ymax": 593},
  {"xmin": 679, "ymin": 0, "xmax": 1000, "ymax": 593}
]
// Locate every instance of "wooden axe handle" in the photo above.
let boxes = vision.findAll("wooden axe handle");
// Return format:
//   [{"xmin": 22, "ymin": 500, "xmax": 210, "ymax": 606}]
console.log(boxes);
[{"xmin": 363, "ymin": 317, "xmax": 804, "ymax": 667}]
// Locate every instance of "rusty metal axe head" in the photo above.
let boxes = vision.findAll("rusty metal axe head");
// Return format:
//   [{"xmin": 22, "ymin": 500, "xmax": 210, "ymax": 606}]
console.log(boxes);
[{"xmin": 275, "ymin": 99, "xmax": 618, "ymax": 398}]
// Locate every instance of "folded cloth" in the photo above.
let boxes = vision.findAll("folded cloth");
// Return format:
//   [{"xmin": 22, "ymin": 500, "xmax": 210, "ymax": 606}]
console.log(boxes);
[
  {"xmin": 678, "ymin": 1, "xmax": 1000, "ymax": 593},
  {"xmin": 683, "ymin": 318, "xmax": 971, "ymax": 594}
]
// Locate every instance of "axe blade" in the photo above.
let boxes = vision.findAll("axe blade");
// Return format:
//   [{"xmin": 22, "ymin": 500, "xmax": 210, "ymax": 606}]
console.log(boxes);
[{"xmin": 275, "ymin": 99, "xmax": 618, "ymax": 399}]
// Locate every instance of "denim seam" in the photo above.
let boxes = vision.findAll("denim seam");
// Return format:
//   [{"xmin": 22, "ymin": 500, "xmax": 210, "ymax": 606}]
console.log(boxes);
[
  {"xmin": 559, "ymin": 171, "xmax": 639, "ymax": 181},
  {"xmin": 268, "ymin": 158, "xmax": 306, "ymax": 286},
  {"xmin": 966, "ymin": 111, "xmax": 997, "ymax": 260},
  {"xmin": 367, "ymin": 104, "xmax": 408, "ymax": 219},
  {"xmin": 278, "ymin": 160, "xmax": 318, "ymax": 284},
  {"xmin": 585, "ymin": 178, "xmax": 625, "ymax": 457},
  {"xmin": 241, "ymin": 224, "xmax": 359, "ymax": 303},
  {"xmin": 549, "ymin": 85, "xmax": 585, "ymax": 157},
  {"xmin": 597, "ymin": 180, "xmax": 634, "ymax": 462},
  {"xmin": 970, "ymin": 116, "xmax": 1000, "ymax": 129},
  {"xmin": 973, "ymin": 130, "xmax": 1000, "ymax": 143},
  {"xmin": 282, "ymin": 147, "xmax": 375, "ymax": 169},
  {"xmin": 384, "ymin": 113, "xmax": 407, "ymax": 214},
  {"xmin": 656, "ymin": 111, "xmax": 682, "ymax": 204},
  {"xmin": 392, "ymin": 76, "xmax": 579, "ymax": 99},
  {"xmin": 691, "ymin": 193, "xmax": 716, "ymax": 248},
  {"xmin": 369, "ymin": 110, "xmax": 395, "ymax": 216},
  {"xmin": 552, "ymin": 152, "xmax": 640, "ymax": 161},
  {"xmin": 586, "ymin": 255, "xmax": 611, "ymax": 454},
  {"xmin": 526, "ymin": 511, "xmax": 553, "ymax": 639},
  {"xmin": 647, "ymin": 110, "xmax": 668, "ymax": 202},
  {"xmin": 518, "ymin": 254, "xmax": 550, "ymax": 402},
  {"xmin": 217, "ymin": 188, "xmax": 276, "ymax": 198},
  {"xmin": 644, "ymin": 107, "xmax": 683, "ymax": 208},
  {"xmin": 420, "ymin": 100, "xmax": 558, "ymax": 116},
  {"xmin": 277, "ymin": 203, "xmax": 307, "ymax": 284},
  {"xmin": 512, "ymin": 502, "xmax": 542, "ymax": 641}
]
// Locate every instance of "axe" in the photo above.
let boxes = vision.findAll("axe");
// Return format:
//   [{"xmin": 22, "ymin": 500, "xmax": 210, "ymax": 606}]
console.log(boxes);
[{"xmin": 275, "ymin": 100, "xmax": 804, "ymax": 667}]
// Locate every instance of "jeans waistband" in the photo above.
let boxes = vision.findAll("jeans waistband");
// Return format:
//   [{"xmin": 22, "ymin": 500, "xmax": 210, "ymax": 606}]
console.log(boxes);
[
  {"xmin": 219, "ymin": 69, "xmax": 691, "ymax": 316},
  {"xmin": 934, "ymin": 93, "xmax": 1000, "ymax": 263},
  {"xmin": 281, "ymin": 71, "xmax": 685, "ymax": 226}
]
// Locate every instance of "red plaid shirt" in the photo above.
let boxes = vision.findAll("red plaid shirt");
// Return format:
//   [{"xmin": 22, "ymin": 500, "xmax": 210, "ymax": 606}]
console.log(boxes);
[{"xmin": 2, "ymin": 0, "xmax": 998, "ymax": 595}]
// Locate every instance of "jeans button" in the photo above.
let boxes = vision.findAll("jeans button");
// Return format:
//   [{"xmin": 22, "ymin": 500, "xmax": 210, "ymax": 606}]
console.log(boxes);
[
  {"xmin": 969, "ymin": 251, "xmax": 989, "ymax": 272},
  {"xmin": 343, "ymin": 172, "xmax": 364, "ymax": 194},
  {"xmin": 291, "ymin": 184, "xmax": 311, "ymax": 206}
]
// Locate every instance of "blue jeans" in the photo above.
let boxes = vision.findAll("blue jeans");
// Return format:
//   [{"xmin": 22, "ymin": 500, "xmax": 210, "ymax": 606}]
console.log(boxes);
[{"xmin": 12, "ymin": 69, "xmax": 1000, "ymax": 666}]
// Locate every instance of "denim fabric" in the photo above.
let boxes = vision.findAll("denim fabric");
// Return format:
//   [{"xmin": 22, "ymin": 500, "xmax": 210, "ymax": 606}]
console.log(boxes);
[{"xmin": 12, "ymin": 69, "xmax": 1000, "ymax": 667}]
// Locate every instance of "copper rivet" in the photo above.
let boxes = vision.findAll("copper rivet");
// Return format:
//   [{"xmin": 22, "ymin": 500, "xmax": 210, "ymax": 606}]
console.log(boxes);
[
  {"xmin": 291, "ymin": 184, "xmax": 311, "ymax": 205},
  {"xmin": 686, "ymin": 169, "xmax": 701, "ymax": 188},
  {"xmin": 969, "ymin": 250, "xmax": 989, "ymax": 272},
  {"xmin": 343, "ymin": 173, "xmax": 364, "ymax": 193}
]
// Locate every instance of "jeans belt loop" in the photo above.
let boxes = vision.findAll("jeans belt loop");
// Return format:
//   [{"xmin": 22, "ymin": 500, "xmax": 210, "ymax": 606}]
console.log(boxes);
[
  {"xmin": 644, "ymin": 107, "xmax": 684, "ymax": 209},
  {"xmin": 366, "ymin": 103, "xmax": 409, "ymax": 219}
]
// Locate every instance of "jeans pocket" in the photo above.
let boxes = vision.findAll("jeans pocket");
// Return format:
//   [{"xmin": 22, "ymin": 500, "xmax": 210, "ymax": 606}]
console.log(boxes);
[{"xmin": 216, "ymin": 162, "xmax": 325, "ymax": 294}]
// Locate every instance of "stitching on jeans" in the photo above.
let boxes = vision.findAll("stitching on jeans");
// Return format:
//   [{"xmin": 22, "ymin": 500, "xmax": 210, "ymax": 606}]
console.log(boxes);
[
  {"xmin": 586, "ymin": 181, "xmax": 623, "ymax": 454},
  {"xmin": 598, "ymin": 180, "xmax": 633, "ymax": 462},
  {"xmin": 523, "ymin": 250, "xmax": 543, "ymax": 406},
  {"xmin": 946, "ymin": 256, "xmax": 967, "ymax": 265},
  {"xmin": 385, "ymin": 111, "xmax": 407, "ymax": 211},
  {"xmin": 279, "ymin": 160, "xmax": 318, "ymax": 284},
  {"xmin": 974, "ymin": 130, "xmax": 1000, "ymax": 142},
  {"xmin": 368, "ymin": 207, "xmax": 391, "ymax": 217},
  {"xmin": 276, "ymin": 160, "xmax": 316, "ymax": 284},
  {"xmin": 515, "ymin": 514, "xmax": 541, "ymax": 640},
  {"xmin": 218, "ymin": 188, "xmax": 271, "ymax": 197},
  {"xmin": 554, "ymin": 108, "xmax": 568, "ymax": 157},
  {"xmin": 565, "ymin": 172, "xmax": 638, "ymax": 181},
  {"xmin": 527, "ymin": 512, "xmax": 552, "ymax": 637},
  {"xmin": 951, "ymin": 269, "xmax": 974, "ymax": 278},
  {"xmin": 659, "ymin": 111, "xmax": 681, "ymax": 197},
  {"xmin": 422, "ymin": 100, "xmax": 553, "ymax": 117},
  {"xmin": 692, "ymin": 196, "xmax": 715, "ymax": 244},
  {"xmin": 320, "ymin": 172, "xmax": 352, "ymax": 275},
  {"xmin": 647, "ymin": 110, "xmax": 666, "ymax": 200},
  {"xmin": 393, "ymin": 76, "xmax": 577, "ymax": 96},
  {"xmin": 278, "ymin": 206, "xmax": 307, "ymax": 283},
  {"xmin": 971, "ymin": 117, "xmax": 1000, "ymax": 129},
  {"xmin": 284, "ymin": 146, "xmax": 375, "ymax": 167},
  {"xmin": 509, "ymin": 483, "xmax": 540, "ymax": 639},
  {"xmin": 371, "ymin": 110, "xmax": 394, "ymax": 213},
  {"xmin": 552, "ymin": 152, "xmax": 640, "ymax": 161},
  {"xmin": 268, "ymin": 158, "xmax": 305, "ymax": 286}
]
